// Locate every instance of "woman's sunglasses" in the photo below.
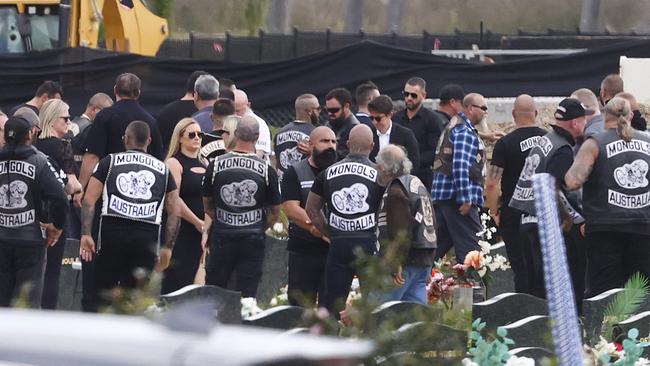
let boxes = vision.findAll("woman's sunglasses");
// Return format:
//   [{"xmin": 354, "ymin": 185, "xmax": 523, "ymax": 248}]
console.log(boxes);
[{"xmin": 185, "ymin": 131, "xmax": 203, "ymax": 139}]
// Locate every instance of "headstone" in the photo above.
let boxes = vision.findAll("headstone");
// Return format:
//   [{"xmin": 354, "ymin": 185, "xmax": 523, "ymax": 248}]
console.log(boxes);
[
  {"xmin": 501, "ymin": 315, "xmax": 553, "ymax": 349},
  {"xmin": 227, "ymin": 235, "xmax": 288, "ymax": 305},
  {"xmin": 510, "ymin": 347, "xmax": 555, "ymax": 363},
  {"xmin": 613, "ymin": 311, "xmax": 650, "ymax": 346},
  {"xmin": 57, "ymin": 239, "xmax": 83, "ymax": 311},
  {"xmin": 486, "ymin": 242, "xmax": 515, "ymax": 298},
  {"xmin": 391, "ymin": 321, "xmax": 467, "ymax": 365},
  {"xmin": 243, "ymin": 305, "xmax": 305, "ymax": 330},
  {"xmin": 161, "ymin": 285, "xmax": 242, "ymax": 324},
  {"xmin": 582, "ymin": 288, "xmax": 624, "ymax": 344},
  {"xmin": 367, "ymin": 301, "xmax": 442, "ymax": 331},
  {"xmin": 473, "ymin": 292, "xmax": 548, "ymax": 330}
]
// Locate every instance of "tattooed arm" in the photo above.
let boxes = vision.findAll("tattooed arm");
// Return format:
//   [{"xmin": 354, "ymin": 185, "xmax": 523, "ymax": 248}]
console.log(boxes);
[
  {"xmin": 305, "ymin": 192, "xmax": 329, "ymax": 238},
  {"xmin": 485, "ymin": 164, "xmax": 504, "ymax": 218},
  {"xmin": 80, "ymin": 177, "xmax": 103, "ymax": 261},
  {"xmin": 565, "ymin": 139, "xmax": 599, "ymax": 191},
  {"xmin": 163, "ymin": 189, "xmax": 181, "ymax": 249}
]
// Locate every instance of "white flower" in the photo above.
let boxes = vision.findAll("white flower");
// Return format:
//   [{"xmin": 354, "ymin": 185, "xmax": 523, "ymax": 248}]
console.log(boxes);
[
  {"xmin": 478, "ymin": 240, "xmax": 492, "ymax": 253},
  {"xmin": 241, "ymin": 297, "xmax": 263, "ymax": 318},
  {"xmin": 351, "ymin": 277, "xmax": 360, "ymax": 291},
  {"xmin": 272, "ymin": 222, "xmax": 284, "ymax": 233},
  {"xmin": 635, "ymin": 358, "xmax": 650, "ymax": 366},
  {"xmin": 505, "ymin": 356, "xmax": 535, "ymax": 366},
  {"xmin": 478, "ymin": 267, "xmax": 488, "ymax": 277},
  {"xmin": 461, "ymin": 359, "xmax": 479, "ymax": 366}
]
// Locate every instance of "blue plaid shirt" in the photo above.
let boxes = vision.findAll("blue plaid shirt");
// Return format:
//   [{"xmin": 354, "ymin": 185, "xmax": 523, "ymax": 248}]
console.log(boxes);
[{"xmin": 431, "ymin": 112, "xmax": 484, "ymax": 206}]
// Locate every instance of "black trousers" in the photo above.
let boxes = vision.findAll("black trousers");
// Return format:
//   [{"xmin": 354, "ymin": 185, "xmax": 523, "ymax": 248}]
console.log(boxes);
[
  {"xmin": 433, "ymin": 200, "xmax": 481, "ymax": 264},
  {"xmin": 499, "ymin": 207, "xmax": 528, "ymax": 293},
  {"xmin": 585, "ymin": 231, "xmax": 650, "ymax": 298},
  {"xmin": 0, "ymin": 242, "xmax": 46, "ymax": 308},
  {"xmin": 41, "ymin": 231, "xmax": 66, "ymax": 309},
  {"xmin": 521, "ymin": 224, "xmax": 586, "ymax": 307},
  {"xmin": 206, "ymin": 232, "xmax": 265, "ymax": 298},
  {"xmin": 92, "ymin": 229, "xmax": 158, "ymax": 311},
  {"xmin": 287, "ymin": 251, "xmax": 327, "ymax": 307}
]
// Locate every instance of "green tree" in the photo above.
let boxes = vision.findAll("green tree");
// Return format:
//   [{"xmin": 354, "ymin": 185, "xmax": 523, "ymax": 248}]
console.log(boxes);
[{"xmin": 242, "ymin": 0, "xmax": 268, "ymax": 36}]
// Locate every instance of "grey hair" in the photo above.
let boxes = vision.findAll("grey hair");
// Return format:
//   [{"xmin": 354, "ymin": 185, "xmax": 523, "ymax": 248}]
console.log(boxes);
[
  {"xmin": 235, "ymin": 115, "xmax": 260, "ymax": 143},
  {"xmin": 376, "ymin": 144, "xmax": 412, "ymax": 177},
  {"xmin": 194, "ymin": 74, "xmax": 220, "ymax": 100}
]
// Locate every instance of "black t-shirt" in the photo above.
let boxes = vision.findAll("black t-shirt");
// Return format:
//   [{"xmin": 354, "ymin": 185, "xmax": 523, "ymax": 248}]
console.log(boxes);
[
  {"xmin": 491, "ymin": 126, "xmax": 547, "ymax": 205},
  {"xmin": 85, "ymin": 99, "xmax": 164, "ymax": 160},
  {"xmin": 33, "ymin": 137, "xmax": 76, "ymax": 176},
  {"xmin": 281, "ymin": 161, "xmax": 328, "ymax": 256},
  {"xmin": 393, "ymin": 106, "xmax": 444, "ymax": 170},
  {"xmin": 92, "ymin": 152, "xmax": 177, "ymax": 232},
  {"xmin": 156, "ymin": 99, "xmax": 197, "ymax": 153}
]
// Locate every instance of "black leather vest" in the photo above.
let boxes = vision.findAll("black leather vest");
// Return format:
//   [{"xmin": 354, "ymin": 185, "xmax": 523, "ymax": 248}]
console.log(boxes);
[
  {"xmin": 209, "ymin": 152, "xmax": 270, "ymax": 235},
  {"xmin": 432, "ymin": 115, "xmax": 486, "ymax": 185},
  {"xmin": 583, "ymin": 129, "xmax": 650, "ymax": 227},
  {"xmin": 101, "ymin": 151, "xmax": 168, "ymax": 225},
  {"xmin": 509, "ymin": 130, "xmax": 584, "ymax": 224},
  {"xmin": 201, "ymin": 134, "xmax": 227, "ymax": 162},
  {"xmin": 378, "ymin": 175, "xmax": 437, "ymax": 249},
  {"xmin": 0, "ymin": 147, "xmax": 52, "ymax": 243},
  {"xmin": 323, "ymin": 154, "xmax": 382, "ymax": 239},
  {"xmin": 289, "ymin": 159, "xmax": 318, "ymax": 241},
  {"xmin": 274, "ymin": 121, "xmax": 314, "ymax": 182}
]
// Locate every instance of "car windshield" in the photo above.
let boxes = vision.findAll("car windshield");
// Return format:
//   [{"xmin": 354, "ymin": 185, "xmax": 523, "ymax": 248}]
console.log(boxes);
[{"xmin": 29, "ymin": 13, "xmax": 59, "ymax": 51}]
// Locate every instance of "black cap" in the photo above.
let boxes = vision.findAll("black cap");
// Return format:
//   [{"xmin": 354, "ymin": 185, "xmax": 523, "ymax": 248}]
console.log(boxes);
[
  {"xmin": 554, "ymin": 98, "xmax": 595, "ymax": 121},
  {"xmin": 439, "ymin": 84, "xmax": 465, "ymax": 103},
  {"xmin": 4, "ymin": 116, "xmax": 31, "ymax": 143}
]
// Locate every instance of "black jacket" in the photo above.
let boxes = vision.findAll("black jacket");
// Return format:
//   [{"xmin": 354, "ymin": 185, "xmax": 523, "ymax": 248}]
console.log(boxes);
[{"xmin": 370, "ymin": 122, "xmax": 420, "ymax": 172}]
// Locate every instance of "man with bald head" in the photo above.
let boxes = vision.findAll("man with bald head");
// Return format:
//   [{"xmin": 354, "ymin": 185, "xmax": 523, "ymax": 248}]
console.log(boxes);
[
  {"xmin": 306, "ymin": 124, "xmax": 383, "ymax": 316},
  {"xmin": 571, "ymin": 88, "xmax": 604, "ymax": 145},
  {"xmin": 282, "ymin": 126, "xmax": 337, "ymax": 306},
  {"xmin": 431, "ymin": 93, "xmax": 488, "ymax": 263},
  {"xmin": 234, "ymin": 89, "xmax": 272, "ymax": 160},
  {"xmin": 616, "ymin": 92, "xmax": 647, "ymax": 131},
  {"xmin": 274, "ymin": 94, "xmax": 320, "ymax": 183},
  {"xmin": 485, "ymin": 94, "xmax": 546, "ymax": 293},
  {"xmin": 202, "ymin": 115, "xmax": 281, "ymax": 298}
]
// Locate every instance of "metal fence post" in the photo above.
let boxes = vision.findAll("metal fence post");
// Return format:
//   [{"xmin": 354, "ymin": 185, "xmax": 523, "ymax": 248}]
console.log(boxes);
[
  {"xmin": 225, "ymin": 31, "xmax": 231, "ymax": 62},
  {"xmin": 422, "ymin": 30, "xmax": 429, "ymax": 52},
  {"xmin": 259, "ymin": 29, "xmax": 265, "ymax": 61},
  {"xmin": 326, "ymin": 28, "xmax": 331, "ymax": 51},
  {"xmin": 293, "ymin": 27, "xmax": 298, "ymax": 58},
  {"xmin": 189, "ymin": 31, "xmax": 194, "ymax": 59}
]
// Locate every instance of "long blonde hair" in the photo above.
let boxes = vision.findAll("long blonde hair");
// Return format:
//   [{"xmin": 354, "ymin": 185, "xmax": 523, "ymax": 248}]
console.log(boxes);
[
  {"xmin": 222, "ymin": 115, "xmax": 240, "ymax": 151},
  {"xmin": 39, "ymin": 99, "xmax": 69, "ymax": 139},
  {"xmin": 166, "ymin": 117, "xmax": 201, "ymax": 160},
  {"xmin": 604, "ymin": 97, "xmax": 633, "ymax": 142}
]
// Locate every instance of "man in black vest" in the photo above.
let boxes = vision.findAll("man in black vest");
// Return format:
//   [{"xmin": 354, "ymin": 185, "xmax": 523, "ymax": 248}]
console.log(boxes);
[
  {"xmin": 368, "ymin": 95, "xmax": 420, "ymax": 170},
  {"xmin": 509, "ymin": 98, "xmax": 591, "ymax": 303},
  {"xmin": 275, "ymin": 94, "xmax": 320, "ymax": 183},
  {"xmin": 201, "ymin": 98, "xmax": 235, "ymax": 162},
  {"xmin": 565, "ymin": 97, "xmax": 650, "ymax": 298},
  {"xmin": 202, "ymin": 116, "xmax": 282, "ymax": 298},
  {"xmin": 306, "ymin": 124, "xmax": 383, "ymax": 316},
  {"xmin": 79, "ymin": 121, "xmax": 181, "ymax": 311},
  {"xmin": 325, "ymin": 88, "xmax": 360, "ymax": 160},
  {"xmin": 376, "ymin": 144, "xmax": 437, "ymax": 304},
  {"xmin": 0, "ymin": 117, "xmax": 69, "ymax": 308},
  {"xmin": 485, "ymin": 94, "xmax": 546, "ymax": 293},
  {"xmin": 281, "ymin": 126, "xmax": 337, "ymax": 306}
]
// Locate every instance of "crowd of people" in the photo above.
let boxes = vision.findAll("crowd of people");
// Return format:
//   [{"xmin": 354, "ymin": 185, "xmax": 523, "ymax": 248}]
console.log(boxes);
[{"xmin": 0, "ymin": 71, "xmax": 647, "ymax": 320}]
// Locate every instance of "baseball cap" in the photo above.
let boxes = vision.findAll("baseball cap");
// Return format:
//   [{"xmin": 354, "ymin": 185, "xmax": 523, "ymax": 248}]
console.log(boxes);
[
  {"xmin": 439, "ymin": 84, "xmax": 465, "ymax": 103},
  {"xmin": 4, "ymin": 116, "xmax": 31, "ymax": 143},
  {"xmin": 13, "ymin": 107, "xmax": 40, "ymax": 129},
  {"xmin": 554, "ymin": 98, "xmax": 595, "ymax": 121}
]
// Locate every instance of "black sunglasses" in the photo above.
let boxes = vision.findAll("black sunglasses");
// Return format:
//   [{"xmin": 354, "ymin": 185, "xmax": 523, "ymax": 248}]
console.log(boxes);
[
  {"xmin": 326, "ymin": 107, "xmax": 341, "ymax": 114},
  {"xmin": 370, "ymin": 115, "xmax": 385, "ymax": 122},
  {"xmin": 185, "ymin": 131, "xmax": 203, "ymax": 139},
  {"xmin": 403, "ymin": 91, "xmax": 419, "ymax": 99},
  {"xmin": 472, "ymin": 104, "xmax": 488, "ymax": 112}
]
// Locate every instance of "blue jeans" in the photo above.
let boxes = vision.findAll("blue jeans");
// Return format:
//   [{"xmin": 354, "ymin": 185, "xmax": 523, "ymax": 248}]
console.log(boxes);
[
  {"xmin": 322, "ymin": 237, "xmax": 376, "ymax": 317},
  {"xmin": 384, "ymin": 265, "xmax": 431, "ymax": 304}
]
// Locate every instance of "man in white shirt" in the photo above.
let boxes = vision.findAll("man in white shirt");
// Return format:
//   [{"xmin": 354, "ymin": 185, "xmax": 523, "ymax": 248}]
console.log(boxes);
[
  {"xmin": 368, "ymin": 95, "xmax": 420, "ymax": 170},
  {"xmin": 234, "ymin": 89, "xmax": 272, "ymax": 160}
]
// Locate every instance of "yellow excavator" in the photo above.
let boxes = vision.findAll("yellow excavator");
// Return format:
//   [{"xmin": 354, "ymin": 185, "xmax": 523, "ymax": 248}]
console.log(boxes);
[{"xmin": 0, "ymin": 0, "xmax": 168, "ymax": 56}]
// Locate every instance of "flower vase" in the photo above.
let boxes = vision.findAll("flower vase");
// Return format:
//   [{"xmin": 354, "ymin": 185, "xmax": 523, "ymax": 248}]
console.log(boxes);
[
  {"xmin": 453, "ymin": 286, "xmax": 474, "ymax": 311},
  {"xmin": 472, "ymin": 280, "xmax": 487, "ymax": 303}
]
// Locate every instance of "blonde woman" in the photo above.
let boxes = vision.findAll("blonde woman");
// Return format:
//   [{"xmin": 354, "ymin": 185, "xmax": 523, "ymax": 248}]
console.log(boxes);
[
  {"xmin": 159, "ymin": 118, "xmax": 208, "ymax": 293},
  {"xmin": 221, "ymin": 115, "xmax": 240, "ymax": 152},
  {"xmin": 35, "ymin": 98, "xmax": 81, "ymax": 309}
]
